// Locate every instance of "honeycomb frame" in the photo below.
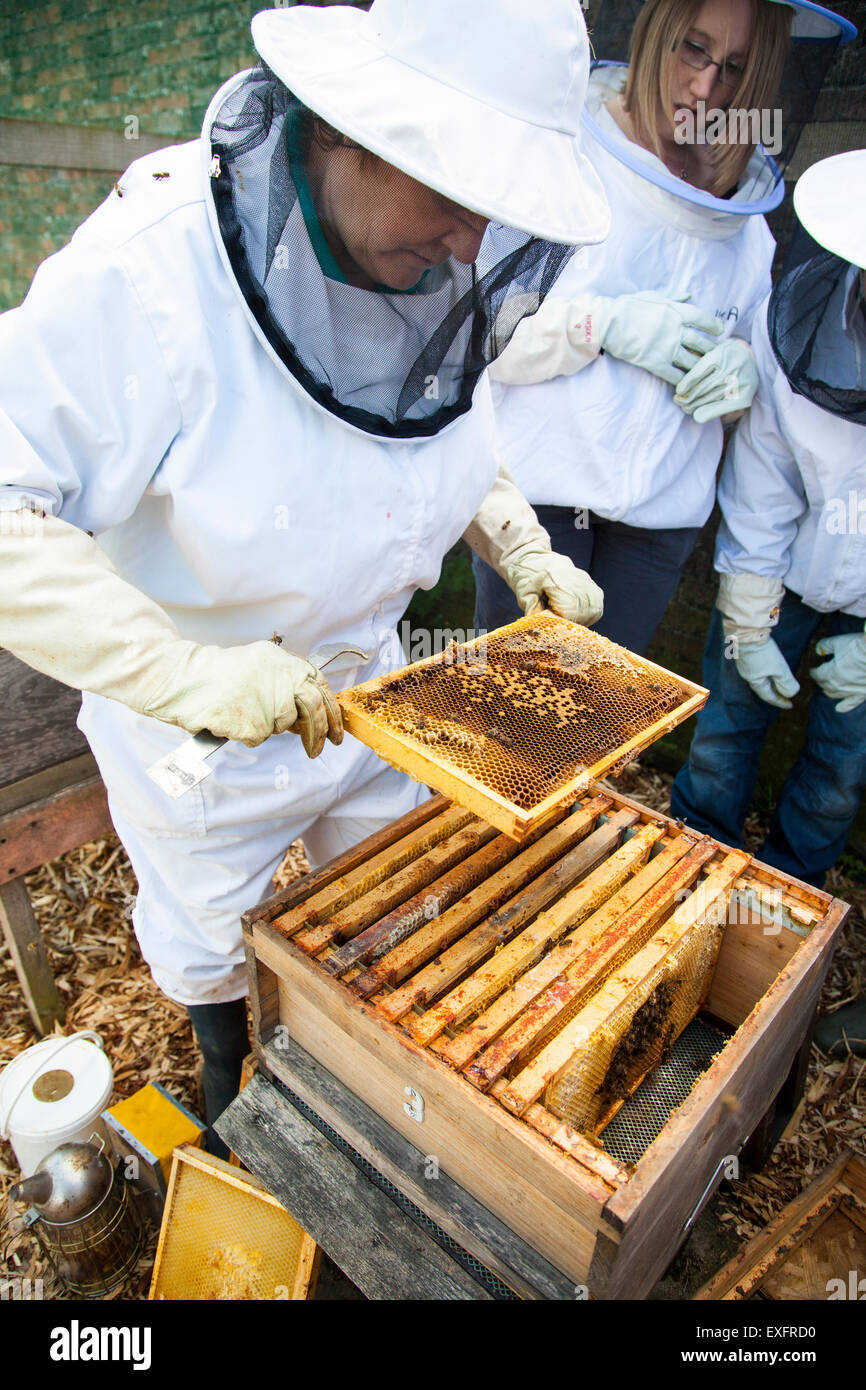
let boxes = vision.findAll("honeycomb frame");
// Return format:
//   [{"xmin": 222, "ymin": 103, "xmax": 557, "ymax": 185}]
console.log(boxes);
[
  {"xmin": 149, "ymin": 1146, "xmax": 317, "ymax": 1301},
  {"xmin": 543, "ymin": 909, "xmax": 727, "ymax": 1134},
  {"xmin": 339, "ymin": 613, "xmax": 708, "ymax": 839}
]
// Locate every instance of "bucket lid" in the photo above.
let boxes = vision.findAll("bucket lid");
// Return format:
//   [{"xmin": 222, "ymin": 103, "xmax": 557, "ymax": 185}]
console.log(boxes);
[{"xmin": 0, "ymin": 1033, "xmax": 113, "ymax": 1142}]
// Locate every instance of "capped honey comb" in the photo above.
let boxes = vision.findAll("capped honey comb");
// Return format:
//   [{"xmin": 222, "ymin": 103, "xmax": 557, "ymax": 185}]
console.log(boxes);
[{"xmin": 339, "ymin": 613, "xmax": 707, "ymax": 839}]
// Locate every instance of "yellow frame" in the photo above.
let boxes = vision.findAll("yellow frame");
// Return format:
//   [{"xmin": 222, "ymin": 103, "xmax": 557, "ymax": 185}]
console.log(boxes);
[{"xmin": 340, "ymin": 614, "xmax": 708, "ymax": 839}]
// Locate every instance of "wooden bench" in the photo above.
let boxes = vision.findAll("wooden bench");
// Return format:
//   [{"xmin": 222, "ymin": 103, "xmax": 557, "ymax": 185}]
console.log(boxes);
[
  {"xmin": 216, "ymin": 1043, "xmax": 552, "ymax": 1300},
  {"xmin": 0, "ymin": 651, "xmax": 113, "ymax": 1033}
]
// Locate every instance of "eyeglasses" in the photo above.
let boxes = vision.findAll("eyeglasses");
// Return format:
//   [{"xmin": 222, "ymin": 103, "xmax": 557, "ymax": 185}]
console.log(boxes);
[{"xmin": 677, "ymin": 38, "xmax": 746, "ymax": 90}]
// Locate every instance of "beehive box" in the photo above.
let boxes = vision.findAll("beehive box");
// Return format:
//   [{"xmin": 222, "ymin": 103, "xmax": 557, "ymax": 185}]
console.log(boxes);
[
  {"xmin": 338, "ymin": 613, "xmax": 707, "ymax": 839},
  {"xmin": 243, "ymin": 789, "xmax": 848, "ymax": 1299}
]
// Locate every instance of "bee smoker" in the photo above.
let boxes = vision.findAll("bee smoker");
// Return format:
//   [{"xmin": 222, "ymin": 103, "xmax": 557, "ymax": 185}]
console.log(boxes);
[{"xmin": 10, "ymin": 1139, "xmax": 144, "ymax": 1296}]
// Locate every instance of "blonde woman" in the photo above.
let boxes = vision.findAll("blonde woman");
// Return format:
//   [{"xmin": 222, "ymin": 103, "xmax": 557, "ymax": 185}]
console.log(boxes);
[{"xmin": 477, "ymin": 0, "xmax": 854, "ymax": 655}]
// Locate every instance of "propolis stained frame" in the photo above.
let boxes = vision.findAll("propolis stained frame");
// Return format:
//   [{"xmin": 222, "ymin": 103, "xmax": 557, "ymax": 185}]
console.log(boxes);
[{"xmin": 243, "ymin": 789, "xmax": 847, "ymax": 1298}]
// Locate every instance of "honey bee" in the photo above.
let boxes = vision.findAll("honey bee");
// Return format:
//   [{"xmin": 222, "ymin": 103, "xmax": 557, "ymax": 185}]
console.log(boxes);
[
  {"xmin": 152, "ymin": 171, "xmax": 170, "ymax": 181},
  {"xmin": 113, "ymin": 182, "xmax": 125, "ymax": 198}
]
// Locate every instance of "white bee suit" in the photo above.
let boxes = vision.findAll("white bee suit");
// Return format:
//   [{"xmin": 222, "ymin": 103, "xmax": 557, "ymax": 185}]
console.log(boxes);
[
  {"xmin": 715, "ymin": 287, "xmax": 866, "ymax": 618},
  {"xmin": 0, "ymin": 131, "xmax": 501, "ymax": 1005},
  {"xmin": 490, "ymin": 67, "xmax": 777, "ymax": 531}
]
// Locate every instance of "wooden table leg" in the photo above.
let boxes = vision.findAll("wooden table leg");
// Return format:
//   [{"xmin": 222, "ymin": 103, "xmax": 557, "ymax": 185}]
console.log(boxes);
[
  {"xmin": 777, "ymin": 1022, "xmax": 813, "ymax": 1118},
  {"xmin": 0, "ymin": 875, "xmax": 64, "ymax": 1034}
]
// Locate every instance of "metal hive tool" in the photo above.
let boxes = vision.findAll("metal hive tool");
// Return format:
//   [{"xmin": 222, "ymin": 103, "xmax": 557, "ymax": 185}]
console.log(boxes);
[{"xmin": 339, "ymin": 613, "xmax": 707, "ymax": 839}]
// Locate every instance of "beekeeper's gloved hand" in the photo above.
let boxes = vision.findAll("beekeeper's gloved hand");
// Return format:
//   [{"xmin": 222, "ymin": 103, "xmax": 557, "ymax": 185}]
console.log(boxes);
[
  {"xmin": 674, "ymin": 337, "xmax": 759, "ymax": 424},
  {"xmin": 505, "ymin": 550, "xmax": 604, "ymax": 625},
  {"xmin": 0, "ymin": 510, "xmax": 343, "ymax": 756},
  {"xmin": 596, "ymin": 291, "xmax": 721, "ymax": 386},
  {"xmin": 147, "ymin": 644, "xmax": 343, "ymax": 755},
  {"xmin": 463, "ymin": 459, "xmax": 604, "ymax": 626},
  {"xmin": 717, "ymin": 571, "xmax": 799, "ymax": 709},
  {"xmin": 733, "ymin": 640, "xmax": 801, "ymax": 710},
  {"xmin": 810, "ymin": 626, "xmax": 866, "ymax": 713},
  {"xmin": 489, "ymin": 290, "xmax": 720, "ymax": 388}
]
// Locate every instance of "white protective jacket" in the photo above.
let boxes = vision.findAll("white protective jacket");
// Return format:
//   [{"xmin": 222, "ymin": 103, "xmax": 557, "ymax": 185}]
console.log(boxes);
[
  {"xmin": 0, "ymin": 97, "xmax": 504, "ymax": 1004},
  {"xmin": 715, "ymin": 292, "xmax": 866, "ymax": 617},
  {"xmin": 489, "ymin": 67, "xmax": 775, "ymax": 530}
]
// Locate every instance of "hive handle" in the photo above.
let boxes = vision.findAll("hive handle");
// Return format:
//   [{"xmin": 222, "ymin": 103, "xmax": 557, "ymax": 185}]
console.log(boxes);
[{"xmin": 681, "ymin": 1151, "xmax": 738, "ymax": 1236}]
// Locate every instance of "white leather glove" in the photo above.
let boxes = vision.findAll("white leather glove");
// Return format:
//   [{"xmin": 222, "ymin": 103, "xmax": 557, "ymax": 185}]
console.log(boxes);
[
  {"xmin": 0, "ymin": 510, "xmax": 343, "ymax": 755},
  {"xmin": 674, "ymin": 337, "xmax": 759, "ymax": 424},
  {"xmin": 717, "ymin": 571, "xmax": 798, "ymax": 709},
  {"xmin": 463, "ymin": 460, "xmax": 603, "ymax": 626},
  {"xmin": 810, "ymin": 625, "xmax": 866, "ymax": 713},
  {"xmin": 505, "ymin": 550, "xmax": 605, "ymax": 625},
  {"xmin": 596, "ymin": 291, "xmax": 721, "ymax": 386},
  {"xmin": 489, "ymin": 291, "xmax": 720, "ymax": 388},
  {"xmin": 734, "ymin": 639, "xmax": 800, "ymax": 710},
  {"xmin": 489, "ymin": 293, "xmax": 603, "ymax": 385}
]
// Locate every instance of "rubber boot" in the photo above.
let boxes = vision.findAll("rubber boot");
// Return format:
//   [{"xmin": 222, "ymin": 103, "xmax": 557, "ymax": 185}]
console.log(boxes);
[
  {"xmin": 813, "ymin": 996, "xmax": 866, "ymax": 1058},
  {"xmin": 187, "ymin": 998, "xmax": 250, "ymax": 1159}
]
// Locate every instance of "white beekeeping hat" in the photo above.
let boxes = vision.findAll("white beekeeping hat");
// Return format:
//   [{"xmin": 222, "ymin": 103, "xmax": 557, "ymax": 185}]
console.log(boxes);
[
  {"xmin": 794, "ymin": 150, "xmax": 866, "ymax": 269},
  {"xmin": 250, "ymin": 0, "xmax": 611, "ymax": 246},
  {"xmin": 768, "ymin": 150, "xmax": 866, "ymax": 423}
]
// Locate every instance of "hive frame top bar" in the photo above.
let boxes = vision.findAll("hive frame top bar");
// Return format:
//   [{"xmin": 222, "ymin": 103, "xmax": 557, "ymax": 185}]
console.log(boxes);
[{"xmin": 339, "ymin": 613, "xmax": 708, "ymax": 839}]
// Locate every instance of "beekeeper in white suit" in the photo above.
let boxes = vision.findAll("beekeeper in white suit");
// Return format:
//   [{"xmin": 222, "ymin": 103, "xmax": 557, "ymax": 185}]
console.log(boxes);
[
  {"xmin": 672, "ymin": 150, "xmax": 866, "ymax": 1052},
  {"xmin": 473, "ymin": 0, "xmax": 855, "ymax": 656},
  {"xmin": 0, "ymin": 0, "xmax": 611, "ymax": 1152}
]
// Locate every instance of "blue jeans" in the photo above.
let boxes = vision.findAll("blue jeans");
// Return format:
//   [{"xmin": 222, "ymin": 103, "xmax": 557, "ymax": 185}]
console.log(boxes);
[
  {"xmin": 671, "ymin": 593, "xmax": 866, "ymax": 888},
  {"xmin": 472, "ymin": 506, "xmax": 701, "ymax": 656}
]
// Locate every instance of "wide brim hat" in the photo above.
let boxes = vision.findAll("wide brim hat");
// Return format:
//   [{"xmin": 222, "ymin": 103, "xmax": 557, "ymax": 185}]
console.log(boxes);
[
  {"xmin": 793, "ymin": 150, "xmax": 866, "ymax": 269},
  {"xmin": 250, "ymin": 1, "xmax": 611, "ymax": 247}
]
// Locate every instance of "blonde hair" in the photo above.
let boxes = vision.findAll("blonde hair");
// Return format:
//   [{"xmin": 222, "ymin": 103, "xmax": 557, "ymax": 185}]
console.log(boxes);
[{"xmin": 623, "ymin": 0, "xmax": 792, "ymax": 195}]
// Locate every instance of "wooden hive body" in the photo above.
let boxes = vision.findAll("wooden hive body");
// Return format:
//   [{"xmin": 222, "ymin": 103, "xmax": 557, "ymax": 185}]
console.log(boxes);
[{"xmin": 244, "ymin": 788, "xmax": 847, "ymax": 1298}]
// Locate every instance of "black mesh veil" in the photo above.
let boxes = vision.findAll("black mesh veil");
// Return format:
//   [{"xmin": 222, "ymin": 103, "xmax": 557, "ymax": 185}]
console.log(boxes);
[
  {"xmin": 768, "ymin": 250, "xmax": 866, "ymax": 423},
  {"xmin": 207, "ymin": 67, "xmax": 574, "ymax": 439}
]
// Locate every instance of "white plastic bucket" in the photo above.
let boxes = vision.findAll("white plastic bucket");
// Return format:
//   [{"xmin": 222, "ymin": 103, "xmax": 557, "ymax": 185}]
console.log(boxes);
[{"xmin": 0, "ymin": 1032, "xmax": 114, "ymax": 1176}]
